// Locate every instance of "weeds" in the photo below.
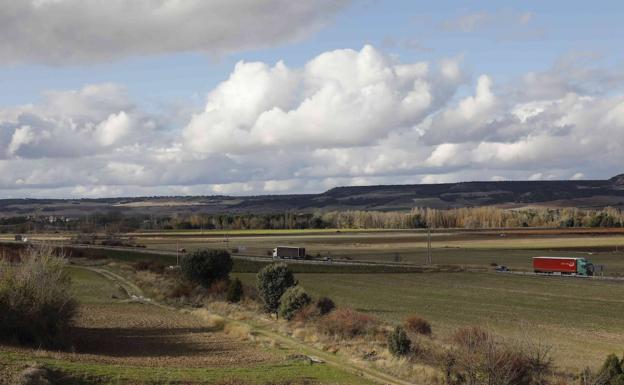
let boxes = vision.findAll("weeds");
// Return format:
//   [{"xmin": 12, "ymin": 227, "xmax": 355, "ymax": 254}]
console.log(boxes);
[
  {"xmin": 404, "ymin": 315, "xmax": 432, "ymax": 336},
  {"xmin": 0, "ymin": 245, "xmax": 78, "ymax": 349},
  {"xmin": 317, "ymin": 308, "xmax": 377, "ymax": 338}
]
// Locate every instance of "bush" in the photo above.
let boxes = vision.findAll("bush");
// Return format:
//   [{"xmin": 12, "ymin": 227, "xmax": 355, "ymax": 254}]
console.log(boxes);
[
  {"xmin": 169, "ymin": 279, "xmax": 195, "ymax": 299},
  {"xmin": 256, "ymin": 263, "xmax": 296, "ymax": 314},
  {"xmin": 227, "ymin": 278, "xmax": 243, "ymax": 303},
  {"xmin": 451, "ymin": 326, "xmax": 490, "ymax": 353},
  {"xmin": 134, "ymin": 260, "xmax": 167, "ymax": 274},
  {"xmin": 278, "ymin": 286, "xmax": 312, "ymax": 320},
  {"xmin": 292, "ymin": 303, "xmax": 321, "ymax": 323},
  {"xmin": 597, "ymin": 354, "xmax": 624, "ymax": 385},
  {"xmin": 207, "ymin": 279, "xmax": 230, "ymax": 297},
  {"xmin": 447, "ymin": 326, "xmax": 552, "ymax": 385},
  {"xmin": 404, "ymin": 315, "xmax": 432, "ymax": 336},
  {"xmin": 315, "ymin": 297, "xmax": 335, "ymax": 315},
  {"xmin": 180, "ymin": 249, "xmax": 233, "ymax": 288},
  {"xmin": 388, "ymin": 326, "xmax": 411, "ymax": 357},
  {"xmin": 0, "ymin": 246, "xmax": 78, "ymax": 349},
  {"xmin": 318, "ymin": 308, "xmax": 376, "ymax": 338}
]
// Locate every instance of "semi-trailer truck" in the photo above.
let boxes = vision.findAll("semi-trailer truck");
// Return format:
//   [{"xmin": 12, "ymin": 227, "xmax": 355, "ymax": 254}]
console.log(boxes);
[
  {"xmin": 533, "ymin": 256, "xmax": 594, "ymax": 276},
  {"xmin": 272, "ymin": 246, "xmax": 306, "ymax": 260}
]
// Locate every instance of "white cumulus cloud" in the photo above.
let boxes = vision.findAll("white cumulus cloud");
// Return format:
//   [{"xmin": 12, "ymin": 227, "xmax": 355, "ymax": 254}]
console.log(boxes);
[
  {"xmin": 184, "ymin": 45, "xmax": 446, "ymax": 154},
  {"xmin": 1, "ymin": 45, "xmax": 624, "ymax": 197}
]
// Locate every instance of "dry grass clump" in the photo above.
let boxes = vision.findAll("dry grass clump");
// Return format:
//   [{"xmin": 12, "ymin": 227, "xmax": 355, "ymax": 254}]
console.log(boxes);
[
  {"xmin": 404, "ymin": 315, "xmax": 432, "ymax": 336},
  {"xmin": 317, "ymin": 308, "xmax": 377, "ymax": 338},
  {"xmin": 0, "ymin": 245, "xmax": 78, "ymax": 349},
  {"xmin": 189, "ymin": 309, "xmax": 226, "ymax": 330},
  {"xmin": 444, "ymin": 326, "xmax": 553, "ymax": 385},
  {"xmin": 224, "ymin": 322, "xmax": 251, "ymax": 340}
]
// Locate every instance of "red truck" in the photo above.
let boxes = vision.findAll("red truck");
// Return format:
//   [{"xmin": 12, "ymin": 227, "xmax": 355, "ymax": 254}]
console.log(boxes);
[{"xmin": 533, "ymin": 256, "xmax": 594, "ymax": 276}]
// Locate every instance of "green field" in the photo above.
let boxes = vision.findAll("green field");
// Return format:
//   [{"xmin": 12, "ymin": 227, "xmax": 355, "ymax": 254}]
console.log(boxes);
[
  {"xmin": 135, "ymin": 229, "xmax": 624, "ymax": 274},
  {"xmin": 1, "ymin": 265, "xmax": 371, "ymax": 385},
  {"xmin": 236, "ymin": 271, "xmax": 624, "ymax": 372}
]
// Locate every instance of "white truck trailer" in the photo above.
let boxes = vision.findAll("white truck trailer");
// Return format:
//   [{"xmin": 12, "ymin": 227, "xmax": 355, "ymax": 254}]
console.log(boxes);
[{"xmin": 272, "ymin": 246, "xmax": 306, "ymax": 259}]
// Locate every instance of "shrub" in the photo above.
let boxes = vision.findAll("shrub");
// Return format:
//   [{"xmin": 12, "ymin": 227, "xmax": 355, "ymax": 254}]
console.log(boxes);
[
  {"xmin": 207, "ymin": 279, "xmax": 230, "ymax": 297},
  {"xmin": 315, "ymin": 297, "xmax": 335, "ymax": 315},
  {"xmin": 0, "ymin": 246, "xmax": 78, "ymax": 349},
  {"xmin": 134, "ymin": 260, "xmax": 167, "ymax": 274},
  {"xmin": 227, "ymin": 278, "xmax": 243, "ymax": 303},
  {"xmin": 292, "ymin": 303, "xmax": 321, "ymax": 323},
  {"xmin": 388, "ymin": 326, "xmax": 411, "ymax": 357},
  {"xmin": 169, "ymin": 279, "xmax": 195, "ymax": 299},
  {"xmin": 451, "ymin": 326, "xmax": 490, "ymax": 353},
  {"xmin": 448, "ymin": 326, "xmax": 552, "ymax": 385},
  {"xmin": 318, "ymin": 308, "xmax": 376, "ymax": 338},
  {"xmin": 257, "ymin": 263, "xmax": 296, "ymax": 314},
  {"xmin": 597, "ymin": 354, "xmax": 624, "ymax": 385},
  {"xmin": 278, "ymin": 286, "xmax": 312, "ymax": 320},
  {"xmin": 404, "ymin": 315, "xmax": 432, "ymax": 336},
  {"xmin": 180, "ymin": 249, "xmax": 233, "ymax": 288}
]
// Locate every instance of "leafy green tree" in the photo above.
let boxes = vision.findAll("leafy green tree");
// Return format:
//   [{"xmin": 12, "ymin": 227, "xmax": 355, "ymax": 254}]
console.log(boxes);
[
  {"xmin": 257, "ymin": 263, "xmax": 296, "ymax": 314},
  {"xmin": 226, "ymin": 278, "xmax": 243, "ymax": 303},
  {"xmin": 278, "ymin": 286, "xmax": 311, "ymax": 320},
  {"xmin": 388, "ymin": 326, "xmax": 411, "ymax": 357},
  {"xmin": 180, "ymin": 249, "xmax": 232, "ymax": 288}
]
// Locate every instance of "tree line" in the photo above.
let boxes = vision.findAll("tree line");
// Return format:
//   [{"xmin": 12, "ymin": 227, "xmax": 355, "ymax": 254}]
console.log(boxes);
[
  {"xmin": 154, "ymin": 206, "xmax": 624, "ymax": 230},
  {"xmin": 3, "ymin": 206, "xmax": 624, "ymax": 233}
]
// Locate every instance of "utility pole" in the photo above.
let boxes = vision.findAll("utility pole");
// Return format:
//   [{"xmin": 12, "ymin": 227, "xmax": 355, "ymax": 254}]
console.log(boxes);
[
  {"xmin": 427, "ymin": 228, "xmax": 432, "ymax": 265},
  {"xmin": 176, "ymin": 240, "xmax": 179, "ymax": 266}
]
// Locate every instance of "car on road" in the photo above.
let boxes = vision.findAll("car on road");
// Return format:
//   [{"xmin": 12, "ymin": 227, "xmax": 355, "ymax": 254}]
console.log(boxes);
[{"xmin": 495, "ymin": 265, "xmax": 510, "ymax": 272}]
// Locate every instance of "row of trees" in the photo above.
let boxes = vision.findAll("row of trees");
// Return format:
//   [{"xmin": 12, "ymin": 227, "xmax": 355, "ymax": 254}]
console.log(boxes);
[
  {"xmin": 5, "ymin": 206, "xmax": 624, "ymax": 233},
  {"xmin": 178, "ymin": 249, "xmax": 323, "ymax": 321},
  {"xmin": 164, "ymin": 207, "xmax": 624, "ymax": 230}
]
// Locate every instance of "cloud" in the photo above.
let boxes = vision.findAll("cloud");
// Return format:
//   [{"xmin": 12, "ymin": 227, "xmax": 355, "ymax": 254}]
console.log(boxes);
[
  {"xmin": 0, "ymin": 84, "xmax": 157, "ymax": 159},
  {"xmin": 184, "ymin": 45, "xmax": 457, "ymax": 154},
  {"xmin": 0, "ymin": 0, "xmax": 350, "ymax": 65},
  {"xmin": 2, "ymin": 46, "xmax": 624, "ymax": 197}
]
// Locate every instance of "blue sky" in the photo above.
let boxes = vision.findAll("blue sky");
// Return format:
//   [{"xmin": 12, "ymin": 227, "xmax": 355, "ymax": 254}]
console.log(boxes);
[
  {"xmin": 3, "ymin": 1, "xmax": 622, "ymax": 107},
  {"xmin": 0, "ymin": 0, "xmax": 623, "ymax": 197}
]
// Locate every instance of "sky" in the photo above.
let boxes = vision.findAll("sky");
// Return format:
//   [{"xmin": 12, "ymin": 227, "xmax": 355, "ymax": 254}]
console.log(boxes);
[{"xmin": 0, "ymin": 0, "xmax": 623, "ymax": 198}]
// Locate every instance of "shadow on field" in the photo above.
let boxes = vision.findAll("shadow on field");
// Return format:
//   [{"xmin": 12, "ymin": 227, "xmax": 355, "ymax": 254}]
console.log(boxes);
[{"xmin": 71, "ymin": 326, "xmax": 237, "ymax": 358}]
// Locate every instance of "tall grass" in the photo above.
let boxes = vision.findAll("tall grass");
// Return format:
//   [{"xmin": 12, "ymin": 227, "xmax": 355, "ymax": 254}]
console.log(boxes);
[{"xmin": 0, "ymin": 245, "xmax": 78, "ymax": 349}]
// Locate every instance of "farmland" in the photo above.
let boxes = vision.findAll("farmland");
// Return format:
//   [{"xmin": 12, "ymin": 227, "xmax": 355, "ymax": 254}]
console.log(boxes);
[
  {"xmin": 126, "ymin": 228, "xmax": 624, "ymax": 373},
  {"xmin": 0, "ymin": 264, "xmax": 371, "ymax": 385},
  {"xmin": 234, "ymin": 271, "xmax": 624, "ymax": 373},
  {"xmin": 122, "ymin": 228, "xmax": 624, "ymax": 275},
  {"xmin": 3, "ymin": 227, "xmax": 624, "ymax": 382}
]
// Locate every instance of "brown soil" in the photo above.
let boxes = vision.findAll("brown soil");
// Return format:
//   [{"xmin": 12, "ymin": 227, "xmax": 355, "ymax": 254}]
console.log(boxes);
[{"xmin": 6, "ymin": 303, "xmax": 276, "ymax": 368}]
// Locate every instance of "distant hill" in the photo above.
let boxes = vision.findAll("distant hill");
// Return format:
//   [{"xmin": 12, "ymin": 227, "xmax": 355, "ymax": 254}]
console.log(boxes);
[{"xmin": 2, "ymin": 175, "xmax": 624, "ymax": 217}]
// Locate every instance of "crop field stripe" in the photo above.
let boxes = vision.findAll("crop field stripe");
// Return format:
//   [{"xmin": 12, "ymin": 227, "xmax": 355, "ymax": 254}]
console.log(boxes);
[
  {"xmin": 234, "ymin": 271, "xmax": 624, "ymax": 372},
  {"xmin": 0, "ymin": 351, "xmax": 369, "ymax": 384},
  {"xmin": 66, "ymin": 265, "xmax": 404, "ymax": 385}
]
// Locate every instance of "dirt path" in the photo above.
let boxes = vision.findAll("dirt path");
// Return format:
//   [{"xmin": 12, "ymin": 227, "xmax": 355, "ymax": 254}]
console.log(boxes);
[{"xmin": 77, "ymin": 265, "xmax": 415, "ymax": 385}]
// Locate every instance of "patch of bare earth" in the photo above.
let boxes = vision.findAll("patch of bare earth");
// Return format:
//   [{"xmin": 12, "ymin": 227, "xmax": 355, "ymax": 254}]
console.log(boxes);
[{"xmin": 8, "ymin": 303, "xmax": 276, "ymax": 368}]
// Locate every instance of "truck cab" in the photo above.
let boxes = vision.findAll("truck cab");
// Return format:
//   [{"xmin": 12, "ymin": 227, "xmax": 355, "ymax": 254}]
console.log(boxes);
[{"xmin": 577, "ymin": 258, "xmax": 595, "ymax": 276}]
